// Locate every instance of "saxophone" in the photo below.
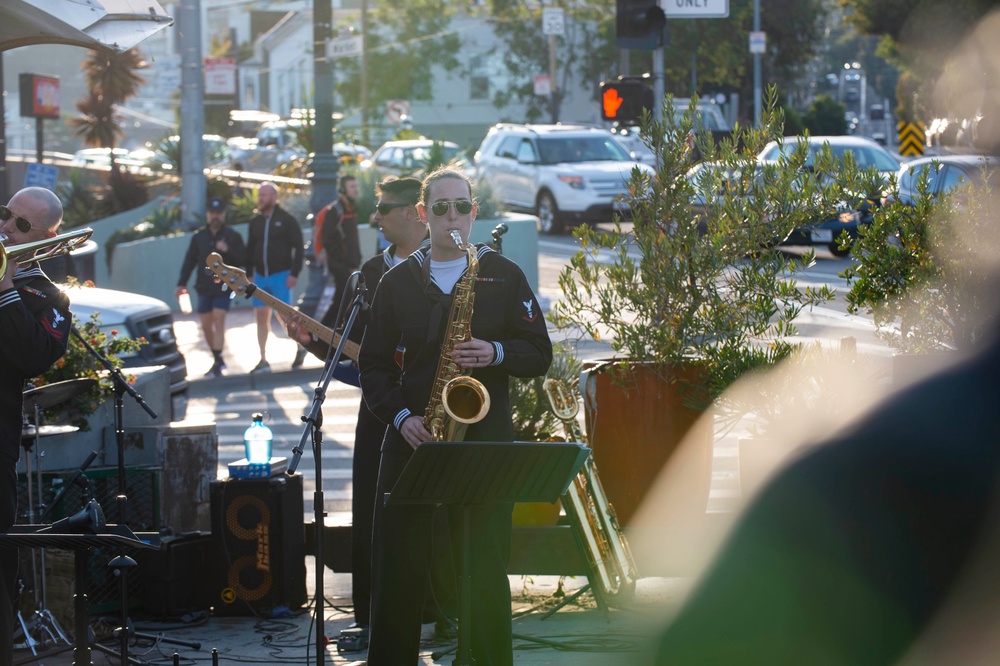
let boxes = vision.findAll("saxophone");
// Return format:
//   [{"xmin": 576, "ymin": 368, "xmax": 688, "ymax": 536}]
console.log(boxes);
[
  {"xmin": 543, "ymin": 378, "xmax": 640, "ymax": 605},
  {"xmin": 423, "ymin": 231, "xmax": 491, "ymax": 441}
]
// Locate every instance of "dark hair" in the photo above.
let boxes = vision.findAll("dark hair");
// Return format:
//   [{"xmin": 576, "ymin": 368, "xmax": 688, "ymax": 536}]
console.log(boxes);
[
  {"xmin": 419, "ymin": 167, "xmax": 474, "ymax": 206},
  {"xmin": 338, "ymin": 174, "xmax": 357, "ymax": 193},
  {"xmin": 378, "ymin": 177, "xmax": 421, "ymax": 205}
]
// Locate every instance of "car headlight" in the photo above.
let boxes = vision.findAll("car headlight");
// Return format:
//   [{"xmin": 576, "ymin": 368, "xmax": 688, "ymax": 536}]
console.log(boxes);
[{"xmin": 558, "ymin": 175, "xmax": 585, "ymax": 190}]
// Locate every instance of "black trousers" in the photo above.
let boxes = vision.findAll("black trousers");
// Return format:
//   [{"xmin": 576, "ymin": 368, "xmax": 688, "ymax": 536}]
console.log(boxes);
[
  {"xmin": 1, "ymin": 458, "xmax": 19, "ymax": 666},
  {"xmin": 350, "ymin": 404, "xmax": 383, "ymax": 628},
  {"xmin": 367, "ymin": 431, "xmax": 513, "ymax": 666}
]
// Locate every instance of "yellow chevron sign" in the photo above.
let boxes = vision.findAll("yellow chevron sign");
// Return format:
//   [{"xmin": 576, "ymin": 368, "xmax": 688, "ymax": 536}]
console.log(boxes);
[{"xmin": 898, "ymin": 121, "xmax": 926, "ymax": 157}]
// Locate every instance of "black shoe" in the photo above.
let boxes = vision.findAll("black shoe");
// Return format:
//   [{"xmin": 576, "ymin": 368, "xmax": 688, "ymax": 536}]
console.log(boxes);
[
  {"xmin": 204, "ymin": 361, "xmax": 224, "ymax": 378},
  {"xmin": 292, "ymin": 348, "xmax": 307, "ymax": 369},
  {"xmin": 250, "ymin": 360, "xmax": 271, "ymax": 374}
]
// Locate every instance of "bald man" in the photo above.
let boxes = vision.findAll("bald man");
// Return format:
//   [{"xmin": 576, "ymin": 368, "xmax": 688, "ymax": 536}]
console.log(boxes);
[
  {"xmin": 0, "ymin": 187, "xmax": 73, "ymax": 663},
  {"xmin": 245, "ymin": 182, "xmax": 303, "ymax": 373}
]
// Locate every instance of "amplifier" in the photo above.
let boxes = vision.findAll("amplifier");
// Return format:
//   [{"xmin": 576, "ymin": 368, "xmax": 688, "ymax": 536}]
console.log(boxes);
[
  {"xmin": 137, "ymin": 532, "xmax": 215, "ymax": 618},
  {"xmin": 210, "ymin": 474, "xmax": 306, "ymax": 617}
]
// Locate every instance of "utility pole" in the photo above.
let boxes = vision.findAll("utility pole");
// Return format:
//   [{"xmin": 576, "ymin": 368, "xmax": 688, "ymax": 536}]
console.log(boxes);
[
  {"xmin": 311, "ymin": 0, "xmax": 338, "ymax": 214},
  {"xmin": 179, "ymin": 0, "xmax": 206, "ymax": 230},
  {"xmin": 753, "ymin": 0, "xmax": 761, "ymax": 127},
  {"xmin": 360, "ymin": 0, "xmax": 369, "ymax": 147}
]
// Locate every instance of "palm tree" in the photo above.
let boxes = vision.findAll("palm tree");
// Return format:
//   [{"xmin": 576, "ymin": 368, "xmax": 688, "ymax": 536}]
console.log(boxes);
[{"xmin": 70, "ymin": 48, "xmax": 148, "ymax": 173}]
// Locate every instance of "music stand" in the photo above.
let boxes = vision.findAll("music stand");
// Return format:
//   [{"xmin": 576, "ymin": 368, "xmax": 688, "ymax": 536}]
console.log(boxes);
[
  {"xmin": 386, "ymin": 441, "xmax": 588, "ymax": 666},
  {"xmin": 0, "ymin": 524, "xmax": 156, "ymax": 666}
]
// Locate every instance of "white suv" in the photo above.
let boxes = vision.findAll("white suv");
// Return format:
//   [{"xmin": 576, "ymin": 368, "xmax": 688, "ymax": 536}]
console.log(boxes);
[{"xmin": 474, "ymin": 124, "xmax": 654, "ymax": 234}]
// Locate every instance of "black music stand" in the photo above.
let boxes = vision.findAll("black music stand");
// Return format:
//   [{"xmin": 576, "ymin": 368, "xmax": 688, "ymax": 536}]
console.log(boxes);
[
  {"xmin": 0, "ymin": 525, "xmax": 156, "ymax": 666},
  {"xmin": 386, "ymin": 441, "xmax": 589, "ymax": 666}
]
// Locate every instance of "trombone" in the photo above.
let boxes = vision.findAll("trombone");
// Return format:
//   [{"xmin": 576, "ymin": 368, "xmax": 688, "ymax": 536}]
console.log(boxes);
[{"xmin": 0, "ymin": 228, "xmax": 93, "ymax": 280}]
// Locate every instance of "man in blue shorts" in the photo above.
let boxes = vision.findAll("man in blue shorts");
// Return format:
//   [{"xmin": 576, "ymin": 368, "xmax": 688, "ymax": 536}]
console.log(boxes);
[
  {"xmin": 246, "ymin": 182, "xmax": 304, "ymax": 373},
  {"xmin": 176, "ymin": 196, "xmax": 247, "ymax": 377}
]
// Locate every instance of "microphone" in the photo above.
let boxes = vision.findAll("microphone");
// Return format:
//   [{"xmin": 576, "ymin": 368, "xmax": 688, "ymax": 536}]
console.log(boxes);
[
  {"xmin": 354, "ymin": 271, "xmax": 369, "ymax": 311},
  {"xmin": 491, "ymin": 223, "xmax": 509, "ymax": 244}
]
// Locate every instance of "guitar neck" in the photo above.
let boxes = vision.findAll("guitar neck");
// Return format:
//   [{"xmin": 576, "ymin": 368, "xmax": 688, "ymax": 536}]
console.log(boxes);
[{"xmin": 259, "ymin": 290, "xmax": 361, "ymax": 362}]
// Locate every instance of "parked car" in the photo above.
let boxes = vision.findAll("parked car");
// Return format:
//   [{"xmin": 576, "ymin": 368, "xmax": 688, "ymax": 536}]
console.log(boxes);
[
  {"xmin": 63, "ymin": 283, "xmax": 189, "ymax": 418},
  {"xmin": 757, "ymin": 135, "xmax": 901, "ymax": 183},
  {"xmin": 894, "ymin": 154, "xmax": 1000, "ymax": 205},
  {"xmin": 131, "ymin": 134, "xmax": 232, "ymax": 171},
  {"xmin": 360, "ymin": 139, "xmax": 463, "ymax": 179},
  {"xmin": 687, "ymin": 160, "xmax": 874, "ymax": 257},
  {"xmin": 474, "ymin": 123, "xmax": 655, "ymax": 234}
]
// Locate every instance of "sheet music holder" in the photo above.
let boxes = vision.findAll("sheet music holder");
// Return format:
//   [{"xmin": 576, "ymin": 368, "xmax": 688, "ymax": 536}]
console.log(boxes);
[
  {"xmin": 386, "ymin": 441, "xmax": 589, "ymax": 666},
  {"xmin": 0, "ymin": 525, "xmax": 156, "ymax": 666}
]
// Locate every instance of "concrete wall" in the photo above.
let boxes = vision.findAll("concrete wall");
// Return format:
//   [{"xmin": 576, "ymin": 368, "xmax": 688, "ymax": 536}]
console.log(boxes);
[{"xmin": 110, "ymin": 213, "xmax": 540, "ymax": 311}]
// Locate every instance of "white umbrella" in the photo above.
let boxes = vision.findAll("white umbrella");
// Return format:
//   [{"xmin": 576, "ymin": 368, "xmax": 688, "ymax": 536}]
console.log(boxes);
[{"xmin": 1, "ymin": 0, "xmax": 172, "ymax": 53}]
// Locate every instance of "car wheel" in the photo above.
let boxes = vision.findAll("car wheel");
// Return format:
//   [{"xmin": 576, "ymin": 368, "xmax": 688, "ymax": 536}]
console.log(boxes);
[
  {"xmin": 536, "ymin": 192, "xmax": 564, "ymax": 235},
  {"xmin": 829, "ymin": 243, "xmax": 851, "ymax": 258}
]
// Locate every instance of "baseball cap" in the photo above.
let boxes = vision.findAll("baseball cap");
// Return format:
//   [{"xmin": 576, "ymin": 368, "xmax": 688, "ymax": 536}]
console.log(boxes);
[{"xmin": 207, "ymin": 197, "xmax": 227, "ymax": 212}]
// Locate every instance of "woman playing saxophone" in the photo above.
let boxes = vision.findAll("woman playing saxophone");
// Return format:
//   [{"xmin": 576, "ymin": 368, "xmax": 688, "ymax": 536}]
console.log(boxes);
[{"xmin": 359, "ymin": 167, "xmax": 552, "ymax": 665}]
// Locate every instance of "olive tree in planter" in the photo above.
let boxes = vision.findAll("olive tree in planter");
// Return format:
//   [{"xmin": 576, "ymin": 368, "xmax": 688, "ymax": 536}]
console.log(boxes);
[
  {"xmin": 842, "ymin": 160, "xmax": 1000, "ymax": 384},
  {"xmin": 548, "ymin": 92, "xmax": 847, "ymax": 529}
]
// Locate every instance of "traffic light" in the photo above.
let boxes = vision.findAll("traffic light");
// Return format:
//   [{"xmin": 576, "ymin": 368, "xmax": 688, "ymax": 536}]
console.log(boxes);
[
  {"xmin": 617, "ymin": 0, "xmax": 667, "ymax": 50},
  {"xmin": 600, "ymin": 80, "xmax": 654, "ymax": 123}
]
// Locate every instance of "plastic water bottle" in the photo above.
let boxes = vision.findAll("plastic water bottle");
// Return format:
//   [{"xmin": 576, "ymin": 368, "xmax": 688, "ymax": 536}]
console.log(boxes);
[
  {"xmin": 178, "ymin": 291, "xmax": 193, "ymax": 314},
  {"xmin": 243, "ymin": 413, "xmax": 273, "ymax": 464}
]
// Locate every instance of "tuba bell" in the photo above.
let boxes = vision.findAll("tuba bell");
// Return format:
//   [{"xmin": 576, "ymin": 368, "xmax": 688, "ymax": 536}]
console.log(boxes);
[
  {"xmin": 543, "ymin": 378, "xmax": 640, "ymax": 607},
  {"xmin": 0, "ymin": 228, "xmax": 94, "ymax": 280}
]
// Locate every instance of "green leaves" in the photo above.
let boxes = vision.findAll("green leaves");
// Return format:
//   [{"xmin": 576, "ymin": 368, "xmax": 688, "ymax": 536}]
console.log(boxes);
[{"xmin": 549, "ymin": 89, "xmax": 844, "ymax": 407}]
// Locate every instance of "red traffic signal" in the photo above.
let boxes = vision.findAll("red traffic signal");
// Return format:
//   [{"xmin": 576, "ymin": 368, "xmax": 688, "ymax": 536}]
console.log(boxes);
[{"xmin": 599, "ymin": 80, "xmax": 653, "ymax": 122}]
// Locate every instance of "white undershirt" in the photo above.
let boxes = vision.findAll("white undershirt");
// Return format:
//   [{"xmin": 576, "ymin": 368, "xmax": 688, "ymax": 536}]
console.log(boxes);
[{"xmin": 430, "ymin": 256, "xmax": 467, "ymax": 295}]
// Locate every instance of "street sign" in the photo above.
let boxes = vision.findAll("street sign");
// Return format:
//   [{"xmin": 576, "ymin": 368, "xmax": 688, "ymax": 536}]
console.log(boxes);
[
  {"xmin": 24, "ymin": 163, "xmax": 58, "ymax": 191},
  {"xmin": 327, "ymin": 35, "xmax": 363, "ymax": 59},
  {"xmin": 749, "ymin": 31, "xmax": 766, "ymax": 54},
  {"xmin": 204, "ymin": 57, "xmax": 236, "ymax": 95},
  {"xmin": 664, "ymin": 0, "xmax": 729, "ymax": 18},
  {"xmin": 542, "ymin": 7, "xmax": 565, "ymax": 36},
  {"xmin": 534, "ymin": 75, "xmax": 551, "ymax": 96},
  {"xmin": 386, "ymin": 100, "xmax": 410, "ymax": 124},
  {"xmin": 898, "ymin": 121, "xmax": 926, "ymax": 157}
]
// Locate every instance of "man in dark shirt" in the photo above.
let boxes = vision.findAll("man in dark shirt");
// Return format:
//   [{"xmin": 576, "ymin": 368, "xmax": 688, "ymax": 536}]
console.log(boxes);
[
  {"xmin": 319, "ymin": 174, "xmax": 362, "ymax": 332},
  {"xmin": 176, "ymin": 197, "xmax": 246, "ymax": 377},
  {"xmin": 0, "ymin": 187, "xmax": 72, "ymax": 665},
  {"xmin": 245, "ymin": 182, "xmax": 303, "ymax": 373}
]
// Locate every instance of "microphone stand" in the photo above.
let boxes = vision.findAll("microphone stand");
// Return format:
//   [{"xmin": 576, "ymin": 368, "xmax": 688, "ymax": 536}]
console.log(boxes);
[
  {"xmin": 69, "ymin": 324, "xmax": 162, "ymax": 666},
  {"xmin": 288, "ymin": 271, "xmax": 368, "ymax": 666}
]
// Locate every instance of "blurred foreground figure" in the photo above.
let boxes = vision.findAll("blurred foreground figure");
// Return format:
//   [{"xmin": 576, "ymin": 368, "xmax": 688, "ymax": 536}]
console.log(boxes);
[{"xmin": 655, "ymin": 333, "xmax": 1000, "ymax": 665}]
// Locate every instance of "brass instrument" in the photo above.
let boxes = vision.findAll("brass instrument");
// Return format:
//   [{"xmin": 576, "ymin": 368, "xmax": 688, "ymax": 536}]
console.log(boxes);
[
  {"xmin": 543, "ymin": 378, "xmax": 640, "ymax": 606},
  {"xmin": 0, "ymin": 228, "xmax": 93, "ymax": 280},
  {"xmin": 423, "ymin": 230, "xmax": 491, "ymax": 441}
]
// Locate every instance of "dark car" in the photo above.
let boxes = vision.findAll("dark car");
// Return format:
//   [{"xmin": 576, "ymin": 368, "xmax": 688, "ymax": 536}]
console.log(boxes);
[
  {"xmin": 894, "ymin": 154, "xmax": 1000, "ymax": 205},
  {"xmin": 687, "ymin": 160, "xmax": 873, "ymax": 257}
]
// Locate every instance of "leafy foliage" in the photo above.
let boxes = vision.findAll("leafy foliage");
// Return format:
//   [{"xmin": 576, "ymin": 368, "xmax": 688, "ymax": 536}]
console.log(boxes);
[
  {"xmin": 842, "ymin": 162, "xmax": 1000, "ymax": 352},
  {"xmin": 335, "ymin": 0, "xmax": 461, "ymax": 131},
  {"xmin": 31, "ymin": 309, "xmax": 146, "ymax": 429},
  {"xmin": 802, "ymin": 94, "xmax": 847, "ymax": 135},
  {"xmin": 549, "ymin": 90, "xmax": 843, "ymax": 410}
]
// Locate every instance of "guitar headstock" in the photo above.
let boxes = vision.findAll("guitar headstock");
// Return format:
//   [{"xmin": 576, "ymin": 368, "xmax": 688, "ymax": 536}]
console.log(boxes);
[{"xmin": 206, "ymin": 252, "xmax": 252, "ymax": 297}]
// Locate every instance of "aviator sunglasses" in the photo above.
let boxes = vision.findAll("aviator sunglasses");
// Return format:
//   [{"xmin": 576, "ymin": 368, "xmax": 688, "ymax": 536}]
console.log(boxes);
[
  {"xmin": 430, "ymin": 199, "xmax": 474, "ymax": 217},
  {"xmin": 0, "ymin": 205, "xmax": 38, "ymax": 233},
  {"xmin": 376, "ymin": 202, "xmax": 411, "ymax": 215}
]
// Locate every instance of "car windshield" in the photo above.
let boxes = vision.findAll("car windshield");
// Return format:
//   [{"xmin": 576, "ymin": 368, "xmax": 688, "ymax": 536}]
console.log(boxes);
[
  {"xmin": 537, "ymin": 136, "xmax": 632, "ymax": 164},
  {"xmin": 768, "ymin": 141, "xmax": 900, "ymax": 173},
  {"xmin": 670, "ymin": 108, "xmax": 729, "ymax": 132}
]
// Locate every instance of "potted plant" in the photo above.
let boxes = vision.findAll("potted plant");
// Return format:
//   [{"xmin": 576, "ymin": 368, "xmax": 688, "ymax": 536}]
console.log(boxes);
[
  {"xmin": 548, "ymin": 90, "xmax": 850, "ymax": 527},
  {"xmin": 841, "ymin": 159, "xmax": 1000, "ymax": 384}
]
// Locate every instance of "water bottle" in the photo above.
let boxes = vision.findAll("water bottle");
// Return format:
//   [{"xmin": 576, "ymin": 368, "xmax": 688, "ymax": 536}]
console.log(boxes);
[{"xmin": 243, "ymin": 412, "xmax": 273, "ymax": 464}]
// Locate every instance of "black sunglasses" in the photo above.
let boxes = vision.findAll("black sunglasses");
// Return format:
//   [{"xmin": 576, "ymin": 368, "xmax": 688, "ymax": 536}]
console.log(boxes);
[
  {"xmin": 376, "ymin": 202, "xmax": 411, "ymax": 216},
  {"xmin": 430, "ymin": 199, "xmax": 474, "ymax": 217},
  {"xmin": 0, "ymin": 205, "xmax": 36, "ymax": 233}
]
